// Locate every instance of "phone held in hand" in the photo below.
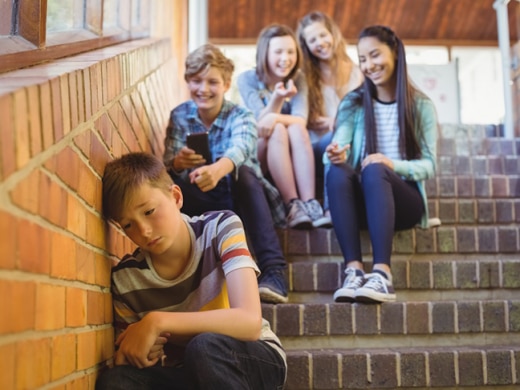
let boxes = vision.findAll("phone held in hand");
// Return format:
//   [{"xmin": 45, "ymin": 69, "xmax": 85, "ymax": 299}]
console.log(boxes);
[{"xmin": 186, "ymin": 132, "xmax": 212, "ymax": 163}]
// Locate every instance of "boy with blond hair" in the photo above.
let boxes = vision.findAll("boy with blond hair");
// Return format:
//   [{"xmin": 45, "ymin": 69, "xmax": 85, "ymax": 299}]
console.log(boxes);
[
  {"xmin": 95, "ymin": 152, "xmax": 286, "ymax": 389},
  {"xmin": 163, "ymin": 43, "xmax": 288, "ymax": 304}
]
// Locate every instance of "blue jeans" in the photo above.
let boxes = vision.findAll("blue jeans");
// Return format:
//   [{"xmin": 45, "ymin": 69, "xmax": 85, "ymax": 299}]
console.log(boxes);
[
  {"xmin": 313, "ymin": 132, "xmax": 333, "ymax": 211},
  {"xmin": 327, "ymin": 163, "xmax": 424, "ymax": 266},
  {"xmin": 95, "ymin": 333, "xmax": 286, "ymax": 390},
  {"xmin": 170, "ymin": 165, "xmax": 286, "ymax": 271}
]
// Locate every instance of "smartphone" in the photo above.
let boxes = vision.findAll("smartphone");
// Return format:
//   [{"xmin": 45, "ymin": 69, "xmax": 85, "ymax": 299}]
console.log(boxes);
[{"xmin": 186, "ymin": 132, "xmax": 212, "ymax": 163}]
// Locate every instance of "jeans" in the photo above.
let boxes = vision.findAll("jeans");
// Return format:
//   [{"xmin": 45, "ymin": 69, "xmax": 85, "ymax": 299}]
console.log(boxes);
[
  {"xmin": 313, "ymin": 132, "xmax": 333, "ymax": 211},
  {"xmin": 327, "ymin": 163, "xmax": 424, "ymax": 266},
  {"xmin": 95, "ymin": 333, "xmax": 286, "ymax": 390},
  {"xmin": 170, "ymin": 165, "xmax": 285, "ymax": 271}
]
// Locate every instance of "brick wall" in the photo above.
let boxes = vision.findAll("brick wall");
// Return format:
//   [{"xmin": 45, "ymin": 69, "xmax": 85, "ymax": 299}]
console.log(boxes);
[
  {"xmin": 0, "ymin": 8, "xmax": 186, "ymax": 388},
  {"xmin": 513, "ymin": 41, "xmax": 520, "ymax": 137}
]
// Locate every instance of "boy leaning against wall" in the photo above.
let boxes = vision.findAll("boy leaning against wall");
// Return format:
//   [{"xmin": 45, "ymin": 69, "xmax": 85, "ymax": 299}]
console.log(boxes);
[{"xmin": 95, "ymin": 152, "xmax": 286, "ymax": 389}]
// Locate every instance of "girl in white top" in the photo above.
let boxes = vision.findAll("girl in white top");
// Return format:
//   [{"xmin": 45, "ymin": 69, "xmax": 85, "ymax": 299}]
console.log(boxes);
[{"xmin": 297, "ymin": 12, "xmax": 364, "ymax": 223}]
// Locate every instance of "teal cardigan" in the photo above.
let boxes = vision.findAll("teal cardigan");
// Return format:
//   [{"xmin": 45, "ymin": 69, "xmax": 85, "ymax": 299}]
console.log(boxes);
[{"xmin": 324, "ymin": 89, "xmax": 438, "ymax": 228}]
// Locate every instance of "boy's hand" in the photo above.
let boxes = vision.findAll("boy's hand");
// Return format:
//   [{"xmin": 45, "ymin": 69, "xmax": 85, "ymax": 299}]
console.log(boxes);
[
  {"xmin": 115, "ymin": 313, "xmax": 165, "ymax": 368},
  {"xmin": 189, "ymin": 164, "xmax": 222, "ymax": 192},
  {"xmin": 326, "ymin": 142, "xmax": 349, "ymax": 164},
  {"xmin": 173, "ymin": 146, "xmax": 206, "ymax": 170}
]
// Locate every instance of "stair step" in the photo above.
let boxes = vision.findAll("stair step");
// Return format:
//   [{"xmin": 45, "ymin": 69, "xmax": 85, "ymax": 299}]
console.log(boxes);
[
  {"xmin": 285, "ymin": 254, "xmax": 520, "ymax": 293},
  {"xmin": 262, "ymin": 299, "xmax": 520, "ymax": 341},
  {"xmin": 278, "ymin": 225, "xmax": 520, "ymax": 255},
  {"xmin": 284, "ymin": 344, "xmax": 520, "ymax": 389}
]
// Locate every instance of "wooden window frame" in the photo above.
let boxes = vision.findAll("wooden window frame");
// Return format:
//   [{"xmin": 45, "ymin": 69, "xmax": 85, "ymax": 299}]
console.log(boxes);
[{"xmin": 0, "ymin": 0, "xmax": 150, "ymax": 74}]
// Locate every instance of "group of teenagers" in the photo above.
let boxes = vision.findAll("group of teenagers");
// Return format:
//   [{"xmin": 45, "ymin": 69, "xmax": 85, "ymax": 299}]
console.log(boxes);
[{"xmin": 96, "ymin": 11, "xmax": 438, "ymax": 390}]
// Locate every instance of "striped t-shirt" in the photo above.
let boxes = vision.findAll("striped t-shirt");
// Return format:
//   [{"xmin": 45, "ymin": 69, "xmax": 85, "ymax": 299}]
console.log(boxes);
[
  {"xmin": 361, "ymin": 100, "xmax": 400, "ymax": 160},
  {"xmin": 111, "ymin": 210, "xmax": 286, "ymax": 366}
]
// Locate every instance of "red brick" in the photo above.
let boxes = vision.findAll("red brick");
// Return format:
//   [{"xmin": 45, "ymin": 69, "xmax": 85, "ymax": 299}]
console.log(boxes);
[
  {"xmin": 15, "ymin": 337, "xmax": 51, "ymax": 389},
  {"xmin": 35, "ymin": 283, "xmax": 66, "ymax": 330},
  {"xmin": 27, "ymin": 85, "xmax": 43, "ymax": 157},
  {"xmin": 95, "ymin": 253, "xmax": 112, "ymax": 288},
  {"xmin": 17, "ymin": 219, "xmax": 51, "ymax": 274},
  {"xmin": 66, "ymin": 287, "xmax": 87, "ymax": 327},
  {"xmin": 76, "ymin": 244, "xmax": 96, "ymax": 284},
  {"xmin": 87, "ymin": 290, "xmax": 105, "ymax": 325},
  {"xmin": 51, "ymin": 333, "xmax": 76, "ymax": 381},
  {"xmin": 77, "ymin": 330, "xmax": 98, "ymax": 370},
  {"xmin": 0, "ymin": 280, "xmax": 36, "ymax": 333},
  {"xmin": 10, "ymin": 168, "xmax": 41, "ymax": 214},
  {"xmin": 0, "ymin": 343, "xmax": 15, "ymax": 389},
  {"xmin": 53, "ymin": 146, "xmax": 80, "ymax": 192},
  {"xmin": 60, "ymin": 74, "xmax": 72, "ymax": 135},
  {"xmin": 82, "ymin": 68, "xmax": 92, "ymax": 119},
  {"xmin": 50, "ymin": 77, "xmax": 64, "ymax": 141},
  {"xmin": 0, "ymin": 93, "xmax": 16, "ymax": 179},
  {"xmin": 69, "ymin": 71, "xmax": 79, "ymax": 129},
  {"xmin": 50, "ymin": 231, "xmax": 77, "ymax": 280},
  {"xmin": 13, "ymin": 88, "xmax": 31, "ymax": 169},
  {"xmin": 40, "ymin": 81, "xmax": 55, "ymax": 149},
  {"xmin": 67, "ymin": 192, "xmax": 87, "ymax": 239},
  {"xmin": 0, "ymin": 210, "xmax": 17, "ymax": 269}
]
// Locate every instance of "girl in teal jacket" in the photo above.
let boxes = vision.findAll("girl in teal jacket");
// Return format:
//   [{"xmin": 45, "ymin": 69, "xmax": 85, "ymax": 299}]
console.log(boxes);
[{"xmin": 324, "ymin": 25, "xmax": 438, "ymax": 304}]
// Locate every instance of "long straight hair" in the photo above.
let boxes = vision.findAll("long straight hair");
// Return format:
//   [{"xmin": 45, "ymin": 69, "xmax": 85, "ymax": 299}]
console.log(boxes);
[
  {"xmin": 255, "ymin": 24, "xmax": 302, "ymax": 85},
  {"xmin": 297, "ymin": 11, "xmax": 353, "ymax": 124},
  {"xmin": 359, "ymin": 25, "xmax": 421, "ymax": 160}
]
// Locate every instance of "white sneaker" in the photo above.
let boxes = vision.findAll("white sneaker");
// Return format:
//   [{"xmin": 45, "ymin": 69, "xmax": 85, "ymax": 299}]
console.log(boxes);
[
  {"xmin": 333, "ymin": 268, "xmax": 365, "ymax": 302},
  {"xmin": 355, "ymin": 272, "xmax": 396, "ymax": 303},
  {"xmin": 286, "ymin": 199, "xmax": 312, "ymax": 229},
  {"xmin": 304, "ymin": 199, "xmax": 332, "ymax": 228}
]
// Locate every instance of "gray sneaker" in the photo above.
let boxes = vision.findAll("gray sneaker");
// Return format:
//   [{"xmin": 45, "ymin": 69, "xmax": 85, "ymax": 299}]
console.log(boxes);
[
  {"xmin": 333, "ymin": 268, "xmax": 365, "ymax": 302},
  {"xmin": 355, "ymin": 272, "xmax": 396, "ymax": 303},
  {"xmin": 304, "ymin": 199, "xmax": 332, "ymax": 228},
  {"xmin": 286, "ymin": 199, "xmax": 312, "ymax": 229}
]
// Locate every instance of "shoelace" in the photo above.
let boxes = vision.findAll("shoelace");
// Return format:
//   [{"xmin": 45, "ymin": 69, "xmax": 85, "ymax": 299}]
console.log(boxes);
[
  {"xmin": 343, "ymin": 271, "xmax": 365, "ymax": 289},
  {"xmin": 363, "ymin": 273, "xmax": 387, "ymax": 292}
]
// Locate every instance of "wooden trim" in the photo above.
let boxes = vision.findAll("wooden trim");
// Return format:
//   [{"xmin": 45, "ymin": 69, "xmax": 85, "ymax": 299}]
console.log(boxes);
[
  {"xmin": 0, "ymin": 33, "xmax": 130, "ymax": 73},
  {"xmin": 19, "ymin": 0, "xmax": 46, "ymax": 47},
  {"xmin": 86, "ymin": 0, "xmax": 103, "ymax": 35}
]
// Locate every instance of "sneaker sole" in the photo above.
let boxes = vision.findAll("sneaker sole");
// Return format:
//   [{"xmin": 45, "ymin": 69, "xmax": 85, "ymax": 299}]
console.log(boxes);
[
  {"xmin": 355, "ymin": 291, "xmax": 396, "ymax": 303},
  {"xmin": 312, "ymin": 218, "xmax": 333, "ymax": 228},
  {"xmin": 333, "ymin": 289, "xmax": 357, "ymax": 303},
  {"xmin": 288, "ymin": 220, "xmax": 313, "ymax": 229},
  {"xmin": 259, "ymin": 287, "xmax": 289, "ymax": 304}
]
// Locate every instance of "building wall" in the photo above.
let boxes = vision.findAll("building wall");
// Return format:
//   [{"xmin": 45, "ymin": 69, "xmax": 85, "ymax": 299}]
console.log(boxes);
[{"xmin": 0, "ymin": 2, "xmax": 187, "ymax": 389}]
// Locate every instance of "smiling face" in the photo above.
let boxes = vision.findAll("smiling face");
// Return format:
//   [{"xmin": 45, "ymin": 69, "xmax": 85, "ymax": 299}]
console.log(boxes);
[
  {"xmin": 267, "ymin": 35, "xmax": 298, "ymax": 83},
  {"xmin": 187, "ymin": 66, "xmax": 230, "ymax": 121},
  {"xmin": 358, "ymin": 36, "xmax": 397, "ymax": 99},
  {"xmin": 302, "ymin": 21, "xmax": 334, "ymax": 61},
  {"xmin": 118, "ymin": 183, "xmax": 184, "ymax": 260}
]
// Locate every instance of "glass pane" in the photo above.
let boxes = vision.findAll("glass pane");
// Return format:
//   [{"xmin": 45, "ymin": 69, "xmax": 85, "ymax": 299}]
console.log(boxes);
[
  {"xmin": 47, "ymin": 0, "xmax": 85, "ymax": 33},
  {"xmin": 0, "ymin": 0, "xmax": 13, "ymax": 36},
  {"xmin": 103, "ymin": 0, "xmax": 118, "ymax": 29},
  {"xmin": 452, "ymin": 47, "xmax": 504, "ymax": 124}
]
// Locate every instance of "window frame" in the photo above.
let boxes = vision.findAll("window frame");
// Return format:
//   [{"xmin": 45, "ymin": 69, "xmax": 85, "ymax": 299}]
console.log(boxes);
[{"xmin": 0, "ymin": 0, "xmax": 149, "ymax": 74}]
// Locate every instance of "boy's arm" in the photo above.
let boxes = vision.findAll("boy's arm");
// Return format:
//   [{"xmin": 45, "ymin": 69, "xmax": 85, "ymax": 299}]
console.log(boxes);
[{"xmin": 115, "ymin": 267, "xmax": 262, "ymax": 368}]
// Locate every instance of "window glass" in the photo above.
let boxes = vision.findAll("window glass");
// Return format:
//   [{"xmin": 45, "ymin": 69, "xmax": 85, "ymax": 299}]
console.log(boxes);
[
  {"xmin": 47, "ymin": 0, "xmax": 86, "ymax": 33},
  {"xmin": 103, "ymin": 0, "xmax": 118, "ymax": 29}
]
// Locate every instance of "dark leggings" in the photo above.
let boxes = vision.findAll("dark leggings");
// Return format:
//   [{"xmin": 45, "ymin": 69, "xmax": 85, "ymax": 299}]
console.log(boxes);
[{"xmin": 327, "ymin": 163, "xmax": 424, "ymax": 266}]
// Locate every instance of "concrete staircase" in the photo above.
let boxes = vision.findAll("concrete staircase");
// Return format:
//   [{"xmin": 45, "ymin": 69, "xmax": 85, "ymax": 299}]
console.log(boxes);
[{"xmin": 266, "ymin": 125, "xmax": 520, "ymax": 389}]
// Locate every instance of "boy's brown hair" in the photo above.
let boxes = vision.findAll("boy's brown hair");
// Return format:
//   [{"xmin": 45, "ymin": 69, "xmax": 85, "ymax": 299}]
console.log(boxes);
[
  {"xmin": 102, "ymin": 152, "xmax": 173, "ymax": 221},
  {"xmin": 184, "ymin": 43, "xmax": 235, "ymax": 84}
]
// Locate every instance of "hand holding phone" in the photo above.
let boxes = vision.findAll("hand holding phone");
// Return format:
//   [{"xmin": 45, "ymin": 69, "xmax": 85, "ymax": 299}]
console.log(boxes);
[{"xmin": 186, "ymin": 133, "xmax": 212, "ymax": 164}]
